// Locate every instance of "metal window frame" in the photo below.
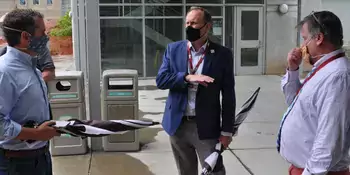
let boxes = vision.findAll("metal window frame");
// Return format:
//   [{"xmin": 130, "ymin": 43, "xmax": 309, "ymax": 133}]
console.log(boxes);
[
  {"xmin": 82, "ymin": 0, "xmax": 267, "ymax": 150},
  {"xmin": 86, "ymin": 0, "xmax": 104, "ymax": 150},
  {"xmin": 96, "ymin": 0, "xmax": 265, "ymax": 77},
  {"xmin": 18, "ymin": 0, "xmax": 27, "ymax": 6},
  {"xmin": 33, "ymin": 0, "xmax": 40, "ymax": 5}
]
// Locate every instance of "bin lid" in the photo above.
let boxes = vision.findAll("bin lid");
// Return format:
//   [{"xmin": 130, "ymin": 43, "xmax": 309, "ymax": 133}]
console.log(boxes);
[
  {"xmin": 102, "ymin": 69, "xmax": 138, "ymax": 77},
  {"xmin": 55, "ymin": 71, "xmax": 83, "ymax": 79}
]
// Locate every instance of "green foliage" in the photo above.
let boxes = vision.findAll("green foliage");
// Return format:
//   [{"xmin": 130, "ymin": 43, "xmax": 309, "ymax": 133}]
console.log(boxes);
[{"xmin": 50, "ymin": 12, "xmax": 72, "ymax": 37}]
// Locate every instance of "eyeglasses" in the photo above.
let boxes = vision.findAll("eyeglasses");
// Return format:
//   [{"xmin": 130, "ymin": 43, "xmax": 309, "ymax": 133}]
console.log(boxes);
[{"xmin": 309, "ymin": 11, "xmax": 327, "ymax": 35}]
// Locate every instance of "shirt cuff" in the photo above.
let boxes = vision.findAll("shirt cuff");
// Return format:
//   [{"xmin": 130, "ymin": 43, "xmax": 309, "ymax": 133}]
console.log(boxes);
[
  {"xmin": 5, "ymin": 121, "xmax": 22, "ymax": 140},
  {"xmin": 287, "ymin": 69, "xmax": 300, "ymax": 82},
  {"xmin": 221, "ymin": 131, "xmax": 233, "ymax": 137}
]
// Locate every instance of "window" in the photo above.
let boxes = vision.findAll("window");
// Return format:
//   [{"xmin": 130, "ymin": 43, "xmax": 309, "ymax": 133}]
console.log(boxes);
[
  {"xmin": 100, "ymin": 5, "xmax": 142, "ymax": 17},
  {"xmin": 19, "ymin": 0, "xmax": 26, "ymax": 5},
  {"xmin": 186, "ymin": 0, "xmax": 222, "ymax": 3},
  {"xmin": 145, "ymin": 6, "xmax": 183, "ymax": 16},
  {"xmin": 100, "ymin": 19, "xmax": 144, "ymax": 76},
  {"xmin": 185, "ymin": 6, "xmax": 222, "ymax": 16},
  {"xmin": 145, "ymin": 0, "xmax": 182, "ymax": 3},
  {"xmin": 47, "ymin": 0, "xmax": 53, "ymax": 5},
  {"xmin": 99, "ymin": 0, "xmax": 141, "ymax": 3},
  {"xmin": 33, "ymin": 0, "xmax": 40, "ymax": 5},
  {"xmin": 145, "ymin": 19, "xmax": 183, "ymax": 76},
  {"xmin": 225, "ymin": 0, "xmax": 263, "ymax": 3}
]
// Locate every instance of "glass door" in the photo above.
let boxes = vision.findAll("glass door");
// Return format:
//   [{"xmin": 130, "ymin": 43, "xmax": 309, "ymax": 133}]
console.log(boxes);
[{"xmin": 235, "ymin": 7, "xmax": 263, "ymax": 75}]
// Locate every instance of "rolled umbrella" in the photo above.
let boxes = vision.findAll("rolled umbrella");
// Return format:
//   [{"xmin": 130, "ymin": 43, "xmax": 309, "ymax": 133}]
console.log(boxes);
[
  {"xmin": 201, "ymin": 87, "xmax": 261, "ymax": 175},
  {"xmin": 57, "ymin": 119, "xmax": 160, "ymax": 137},
  {"xmin": 232, "ymin": 87, "xmax": 260, "ymax": 135},
  {"xmin": 23, "ymin": 119, "xmax": 160, "ymax": 147},
  {"xmin": 202, "ymin": 143, "xmax": 224, "ymax": 175}
]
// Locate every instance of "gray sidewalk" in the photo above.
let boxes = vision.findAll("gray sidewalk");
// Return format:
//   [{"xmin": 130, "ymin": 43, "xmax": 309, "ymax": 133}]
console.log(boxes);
[{"xmin": 51, "ymin": 69, "xmax": 291, "ymax": 175}]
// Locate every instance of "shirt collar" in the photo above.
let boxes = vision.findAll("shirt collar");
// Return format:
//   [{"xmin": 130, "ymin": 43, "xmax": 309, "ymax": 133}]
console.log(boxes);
[
  {"xmin": 313, "ymin": 48, "xmax": 345, "ymax": 68},
  {"xmin": 6, "ymin": 46, "xmax": 36, "ymax": 67},
  {"xmin": 188, "ymin": 40, "xmax": 209, "ymax": 53}
]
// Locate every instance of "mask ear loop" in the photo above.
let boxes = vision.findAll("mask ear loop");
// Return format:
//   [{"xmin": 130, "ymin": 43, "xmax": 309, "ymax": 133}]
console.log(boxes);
[
  {"xmin": 198, "ymin": 23, "xmax": 209, "ymax": 41},
  {"xmin": 301, "ymin": 37, "xmax": 312, "ymax": 48},
  {"xmin": 2, "ymin": 26, "xmax": 22, "ymax": 33},
  {"xmin": 2, "ymin": 26, "xmax": 31, "ymax": 50}
]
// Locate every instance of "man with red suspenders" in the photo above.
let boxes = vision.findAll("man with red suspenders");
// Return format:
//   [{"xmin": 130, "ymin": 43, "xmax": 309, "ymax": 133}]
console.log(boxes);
[{"xmin": 277, "ymin": 11, "xmax": 350, "ymax": 175}]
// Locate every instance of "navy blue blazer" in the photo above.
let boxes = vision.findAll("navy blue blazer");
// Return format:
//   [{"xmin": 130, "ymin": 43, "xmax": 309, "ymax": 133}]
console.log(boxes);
[{"xmin": 156, "ymin": 40, "xmax": 236, "ymax": 140}]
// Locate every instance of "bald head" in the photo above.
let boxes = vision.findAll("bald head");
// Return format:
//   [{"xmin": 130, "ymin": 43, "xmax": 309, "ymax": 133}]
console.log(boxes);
[
  {"xmin": 186, "ymin": 7, "xmax": 212, "ymax": 25},
  {"xmin": 185, "ymin": 7, "xmax": 212, "ymax": 43}
]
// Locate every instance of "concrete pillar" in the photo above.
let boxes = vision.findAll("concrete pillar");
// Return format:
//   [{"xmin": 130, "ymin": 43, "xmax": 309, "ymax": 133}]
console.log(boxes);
[{"xmin": 265, "ymin": 0, "xmax": 298, "ymax": 75}]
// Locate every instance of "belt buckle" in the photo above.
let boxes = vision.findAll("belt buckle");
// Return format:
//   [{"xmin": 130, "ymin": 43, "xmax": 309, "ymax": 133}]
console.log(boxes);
[{"xmin": 186, "ymin": 116, "xmax": 194, "ymax": 121}]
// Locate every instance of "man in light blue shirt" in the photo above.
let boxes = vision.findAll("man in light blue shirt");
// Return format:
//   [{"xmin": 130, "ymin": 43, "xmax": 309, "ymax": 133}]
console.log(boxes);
[{"xmin": 0, "ymin": 9, "xmax": 60, "ymax": 175}]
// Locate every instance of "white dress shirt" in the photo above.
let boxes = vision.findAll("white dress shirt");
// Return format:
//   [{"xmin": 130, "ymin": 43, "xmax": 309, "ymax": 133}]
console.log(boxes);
[
  {"xmin": 185, "ymin": 41, "xmax": 232, "ymax": 137},
  {"xmin": 280, "ymin": 49, "xmax": 350, "ymax": 175},
  {"xmin": 185, "ymin": 41, "xmax": 207, "ymax": 117}
]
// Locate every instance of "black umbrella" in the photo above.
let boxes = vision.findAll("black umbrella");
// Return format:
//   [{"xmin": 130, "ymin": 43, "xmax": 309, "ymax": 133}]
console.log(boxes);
[
  {"xmin": 201, "ymin": 87, "xmax": 261, "ymax": 175},
  {"xmin": 23, "ymin": 119, "xmax": 160, "ymax": 146},
  {"xmin": 232, "ymin": 87, "xmax": 261, "ymax": 135}
]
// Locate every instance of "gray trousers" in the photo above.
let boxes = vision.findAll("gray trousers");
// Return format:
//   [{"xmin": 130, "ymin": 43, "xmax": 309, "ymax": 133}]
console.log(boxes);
[{"xmin": 170, "ymin": 120, "xmax": 225, "ymax": 175}]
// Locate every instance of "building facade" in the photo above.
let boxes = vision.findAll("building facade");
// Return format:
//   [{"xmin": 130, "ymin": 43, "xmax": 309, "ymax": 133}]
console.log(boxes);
[
  {"xmin": 72, "ymin": 0, "xmax": 349, "ymax": 150},
  {"xmin": 0, "ymin": 0, "xmax": 68, "ymax": 19},
  {"xmin": 92, "ymin": 0, "xmax": 299, "ymax": 77},
  {"xmin": 300, "ymin": 0, "xmax": 350, "ymax": 72}
]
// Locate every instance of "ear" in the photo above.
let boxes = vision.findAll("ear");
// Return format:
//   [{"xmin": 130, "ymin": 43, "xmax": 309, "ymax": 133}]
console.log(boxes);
[
  {"xmin": 207, "ymin": 23, "xmax": 212, "ymax": 29},
  {"xmin": 315, "ymin": 33, "xmax": 324, "ymax": 46},
  {"xmin": 21, "ymin": 32, "xmax": 31, "ymax": 42}
]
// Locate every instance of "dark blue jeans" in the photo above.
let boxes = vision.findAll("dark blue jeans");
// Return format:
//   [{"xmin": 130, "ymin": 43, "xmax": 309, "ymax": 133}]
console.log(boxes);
[{"xmin": 0, "ymin": 149, "xmax": 53, "ymax": 175}]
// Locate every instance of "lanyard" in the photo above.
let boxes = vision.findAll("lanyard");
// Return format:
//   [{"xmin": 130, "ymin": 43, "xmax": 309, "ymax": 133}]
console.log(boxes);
[
  {"xmin": 276, "ymin": 52, "xmax": 345, "ymax": 153},
  {"xmin": 295, "ymin": 52, "xmax": 345, "ymax": 96},
  {"xmin": 187, "ymin": 42, "xmax": 209, "ymax": 74}
]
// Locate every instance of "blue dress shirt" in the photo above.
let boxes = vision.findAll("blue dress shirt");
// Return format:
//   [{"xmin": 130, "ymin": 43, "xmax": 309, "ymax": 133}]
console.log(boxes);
[{"xmin": 0, "ymin": 46, "xmax": 50, "ymax": 150}]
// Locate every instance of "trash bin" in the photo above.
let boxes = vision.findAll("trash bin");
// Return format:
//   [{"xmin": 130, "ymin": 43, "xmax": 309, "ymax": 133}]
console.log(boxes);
[
  {"xmin": 48, "ymin": 71, "xmax": 88, "ymax": 156},
  {"xmin": 101, "ymin": 69, "xmax": 139, "ymax": 151}
]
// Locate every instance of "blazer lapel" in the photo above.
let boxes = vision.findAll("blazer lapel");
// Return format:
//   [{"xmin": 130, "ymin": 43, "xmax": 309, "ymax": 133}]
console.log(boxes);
[
  {"xmin": 180, "ymin": 41, "xmax": 188, "ymax": 73},
  {"xmin": 202, "ymin": 41, "xmax": 215, "ymax": 75}
]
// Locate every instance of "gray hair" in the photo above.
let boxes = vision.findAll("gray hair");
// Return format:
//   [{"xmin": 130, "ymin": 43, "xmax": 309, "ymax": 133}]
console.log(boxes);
[
  {"xmin": 297, "ymin": 11, "xmax": 343, "ymax": 48},
  {"xmin": 187, "ymin": 6, "xmax": 212, "ymax": 24}
]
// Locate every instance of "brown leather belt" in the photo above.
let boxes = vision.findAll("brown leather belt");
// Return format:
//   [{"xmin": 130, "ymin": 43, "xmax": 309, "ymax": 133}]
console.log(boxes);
[
  {"xmin": 0, "ymin": 145, "xmax": 49, "ymax": 158},
  {"xmin": 290, "ymin": 164, "xmax": 350, "ymax": 175}
]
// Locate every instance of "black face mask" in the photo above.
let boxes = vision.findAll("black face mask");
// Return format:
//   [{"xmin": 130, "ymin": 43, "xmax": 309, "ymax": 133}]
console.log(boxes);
[{"xmin": 186, "ymin": 24, "xmax": 207, "ymax": 42}]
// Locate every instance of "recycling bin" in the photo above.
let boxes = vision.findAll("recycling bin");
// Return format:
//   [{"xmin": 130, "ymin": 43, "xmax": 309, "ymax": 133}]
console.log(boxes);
[
  {"xmin": 47, "ymin": 71, "xmax": 88, "ymax": 156},
  {"xmin": 101, "ymin": 69, "xmax": 139, "ymax": 151}
]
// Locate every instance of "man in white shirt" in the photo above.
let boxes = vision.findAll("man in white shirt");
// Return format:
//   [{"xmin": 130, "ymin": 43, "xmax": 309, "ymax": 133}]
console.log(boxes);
[{"xmin": 277, "ymin": 11, "xmax": 350, "ymax": 175}]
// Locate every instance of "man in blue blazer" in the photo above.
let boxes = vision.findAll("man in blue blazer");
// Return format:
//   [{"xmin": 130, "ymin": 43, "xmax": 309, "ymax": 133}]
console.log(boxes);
[{"xmin": 156, "ymin": 6, "xmax": 236, "ymax": 175}]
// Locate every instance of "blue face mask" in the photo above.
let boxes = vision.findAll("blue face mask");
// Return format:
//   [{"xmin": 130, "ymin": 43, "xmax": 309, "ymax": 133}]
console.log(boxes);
[
  {"xmin": 2, "ymin": 26, "xmax": 49, "ymax": 55},
  {"xmin": 28, "ymin": 35, "xmax": 49, "ymax": 55}
]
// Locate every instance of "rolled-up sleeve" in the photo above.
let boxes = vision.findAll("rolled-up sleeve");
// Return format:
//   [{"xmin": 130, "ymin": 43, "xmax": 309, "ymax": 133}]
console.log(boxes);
[
  {"xmin": 0, "ymin": 72, "xmax": 21, "ymax": 140},
  {"xmin": 36, "ymin": 47, "xmax": 55, "ymax": 71},
  {"xmin": 302, "ymin": 71, "xmax": 350, "ymax": 175}
]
